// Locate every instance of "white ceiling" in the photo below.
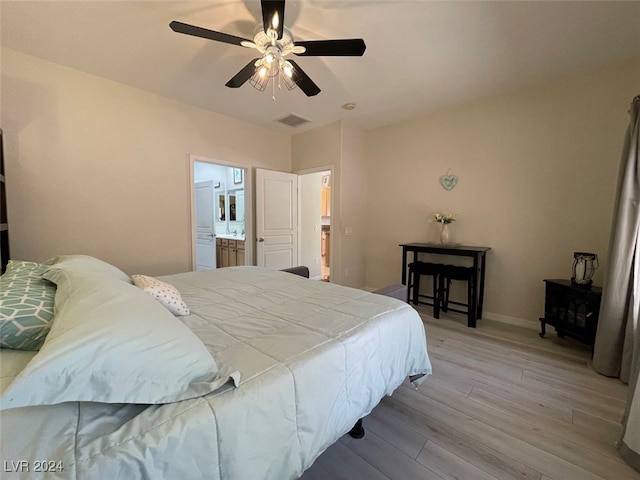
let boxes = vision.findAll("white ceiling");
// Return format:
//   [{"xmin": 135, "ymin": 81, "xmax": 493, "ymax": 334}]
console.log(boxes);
[{"xmin": 2, "ymin": 1, "xmax": 639, "ymax": 134}]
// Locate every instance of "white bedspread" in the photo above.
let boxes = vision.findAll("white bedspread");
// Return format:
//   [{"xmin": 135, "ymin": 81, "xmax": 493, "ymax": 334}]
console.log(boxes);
[{"xmin": 0, "ymin": 267, "xmax": 431, "ymax": 479}]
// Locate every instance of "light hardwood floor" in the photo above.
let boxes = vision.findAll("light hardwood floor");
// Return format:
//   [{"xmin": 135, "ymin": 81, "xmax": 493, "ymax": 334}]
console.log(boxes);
[{"xmin": 299, "ymin": 306, "xmax": 638, "ymax": 480}]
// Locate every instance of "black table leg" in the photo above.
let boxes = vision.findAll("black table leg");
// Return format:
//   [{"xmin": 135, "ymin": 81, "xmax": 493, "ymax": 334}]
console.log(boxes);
[
  {"xmin": 472, "ymin": 254, "xmax": 481, "ymax": 322},
  {"xmin": 401, "ymin": 247, "xmax": 408, "ymax": 285},
  {"xmin": 468, "ymin": 272, "xmax": 477, "ymax": 328},
  {"xmin": 478, "ymin": 253, "xmax": 487, "ymax": 319}
]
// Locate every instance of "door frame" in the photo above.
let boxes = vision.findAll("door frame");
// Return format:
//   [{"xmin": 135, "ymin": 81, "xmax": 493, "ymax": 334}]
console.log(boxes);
[
  {"xmin": 188, "ymin": 155, "xmax": 253, "ymax": 270},
  {"xmin": 295, "ymin": 165, "xmax": 334, "ymax": 279}
]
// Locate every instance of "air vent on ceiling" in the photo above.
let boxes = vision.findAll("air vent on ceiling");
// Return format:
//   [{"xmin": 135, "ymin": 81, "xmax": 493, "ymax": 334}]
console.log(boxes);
[{"xmin": 275, "ymin": 113, "xmax": 312, "ymax": 128}]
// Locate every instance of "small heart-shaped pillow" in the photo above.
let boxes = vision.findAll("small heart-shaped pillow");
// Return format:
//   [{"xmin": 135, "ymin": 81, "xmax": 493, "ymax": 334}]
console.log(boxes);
[{"xmin": 440, "ymin": 174, "xmax": 458, "ymax": 191}]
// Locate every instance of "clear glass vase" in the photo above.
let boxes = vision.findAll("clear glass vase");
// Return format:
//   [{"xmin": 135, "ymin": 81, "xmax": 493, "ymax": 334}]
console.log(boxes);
[{"xmin": 439, "ymin": 223, "xmax": 451, "ymax": 244}]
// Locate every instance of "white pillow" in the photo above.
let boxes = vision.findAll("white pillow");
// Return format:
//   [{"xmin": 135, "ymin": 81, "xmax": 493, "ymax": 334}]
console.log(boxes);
[
  {"xmin": 0, "ymin": 268, "xmax": 238, "ymax": 410},
  {"xmin": 44, "ymin": 254, "xmax": 132, "ymax": 283},
  {"xmin": 131, "ymin": 274, "xmax": 190, "ymax": 316}
]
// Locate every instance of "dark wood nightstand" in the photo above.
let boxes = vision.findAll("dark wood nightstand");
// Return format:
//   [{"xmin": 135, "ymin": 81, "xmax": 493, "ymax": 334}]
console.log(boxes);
[{"xmin": 539, "ymin": 279, "xmax": 602, "ymax": 348}]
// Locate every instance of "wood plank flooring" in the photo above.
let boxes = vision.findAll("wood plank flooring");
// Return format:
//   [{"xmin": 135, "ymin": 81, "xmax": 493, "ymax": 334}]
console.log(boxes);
[{"xmin": 299, "ymin": 306, "xmax": 638, "ymax": 480}]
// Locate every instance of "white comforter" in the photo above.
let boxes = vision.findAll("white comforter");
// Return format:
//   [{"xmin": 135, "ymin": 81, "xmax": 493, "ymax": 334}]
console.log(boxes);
[{"xmin": 0, "ymin": 267, "xmax": 431, "ymax": 479}]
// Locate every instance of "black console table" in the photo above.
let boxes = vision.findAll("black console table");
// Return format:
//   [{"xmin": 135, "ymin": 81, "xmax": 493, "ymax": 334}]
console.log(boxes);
[
  {"xmin": 539, "ymin": 279, "xmax": 602, "ymax": 348},
  {"xmin": 399, "ymin": 243, "xmax": 491, "ymax": 325}
]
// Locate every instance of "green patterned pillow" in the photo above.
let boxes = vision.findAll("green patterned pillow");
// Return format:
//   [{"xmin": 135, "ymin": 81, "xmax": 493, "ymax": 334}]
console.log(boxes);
[
  {"xmin": 1, "ymin": 261, "xmax": 56, "ymax": 350},
  {"xmin": 2, "ymin": 260, "xmax": 48, "ymax": 284}
]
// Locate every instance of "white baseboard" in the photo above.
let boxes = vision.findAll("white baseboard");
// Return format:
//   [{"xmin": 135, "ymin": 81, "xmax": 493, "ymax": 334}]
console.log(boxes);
[{"xmin": 483, "ymin": 311, "xmax": 539, "ymax": 330}]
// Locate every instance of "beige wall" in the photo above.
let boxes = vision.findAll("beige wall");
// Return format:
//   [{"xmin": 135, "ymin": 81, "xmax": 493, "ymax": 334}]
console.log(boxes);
[
  {"xmin": 291, "ymin": 121, "xmax": 369, "ymax": 288},
  {"xmin": 364, "ymin": 58, "xmax": 640, "ymax": 326},
  {"xmin": 339, "ymin": 123, "xmax": 368, "ymax": 288},
  {"xmin": 1, "ymin": 48, "xmax": 291, "ymax": 275}
]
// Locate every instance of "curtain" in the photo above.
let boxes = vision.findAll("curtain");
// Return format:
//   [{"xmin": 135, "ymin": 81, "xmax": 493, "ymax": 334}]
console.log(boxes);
[{"xmin": 593, "ymin": 95, "xmax": 640, "ymax": 470}]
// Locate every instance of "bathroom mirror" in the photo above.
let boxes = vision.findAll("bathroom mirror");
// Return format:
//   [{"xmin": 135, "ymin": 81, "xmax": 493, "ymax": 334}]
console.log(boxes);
[
  {"xmin": 227, "ymin": 189, "xmax": 244, "ymax": 223},
  {"xmin": 229, "ymin": 193, "xmax": 237, "ymax": 221},
  {"xmin": 216, "ymin": 192, "xmax": 225, "ymax": 221}
]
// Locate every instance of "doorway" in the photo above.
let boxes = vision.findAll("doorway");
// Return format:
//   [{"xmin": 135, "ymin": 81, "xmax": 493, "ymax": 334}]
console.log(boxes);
[
  {"xmin": 299, "ymin": 170, "xmax": 331, "ymax": 281},
  {"xmin": 190, "ymin": 157, "xmax": 251, "ymax": 271}
]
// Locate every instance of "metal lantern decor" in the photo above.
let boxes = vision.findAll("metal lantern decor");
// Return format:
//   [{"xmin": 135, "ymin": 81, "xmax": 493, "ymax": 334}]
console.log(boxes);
[{"xmin": 571, "ymin": 252, "xmax": 599, "ymax": 287}]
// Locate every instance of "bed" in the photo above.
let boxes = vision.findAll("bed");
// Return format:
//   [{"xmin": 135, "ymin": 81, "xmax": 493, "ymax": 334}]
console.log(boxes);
[{"xmin": 0, "ymin": 256, "xmax": 431, "ymax": 479}]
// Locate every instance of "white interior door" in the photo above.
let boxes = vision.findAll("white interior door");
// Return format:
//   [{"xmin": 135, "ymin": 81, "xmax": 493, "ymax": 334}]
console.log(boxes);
[
  {"xmin": 256, "ymin": 169, "xmax": 298, "ymax": 269},
  {"xmin": 195, "ymin": 181, "xmax": 216, "ymax": 270}
]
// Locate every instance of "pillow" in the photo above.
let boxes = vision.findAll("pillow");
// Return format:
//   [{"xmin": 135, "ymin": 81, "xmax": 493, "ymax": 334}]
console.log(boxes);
[
  {"xmin": 0, "ymin": 261, "xmax": 56, "ymax": 350},
  {"xmin": 1, "ymin": 260, "xmax": 49, "ymax": 285},
  {"xmin": 44, "ymin": 254, "xmax": 131, "ymax": 283},
  {"xmin": 131, "ymin": 274, "xmax": 190, "ymax": 316},
  {"xmin": 0, "ymin": 268, "xmax": 239, "ymax": 410}
]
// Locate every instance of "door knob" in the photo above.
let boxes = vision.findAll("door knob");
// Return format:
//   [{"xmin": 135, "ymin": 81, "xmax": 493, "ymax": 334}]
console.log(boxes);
[
  {"xmin": 258, "ymin": 238, "xmax": 265, "ymax": 242},
  {"xmin": 207, "ymin": 233, "xmax": 215, "ymax": 238}
]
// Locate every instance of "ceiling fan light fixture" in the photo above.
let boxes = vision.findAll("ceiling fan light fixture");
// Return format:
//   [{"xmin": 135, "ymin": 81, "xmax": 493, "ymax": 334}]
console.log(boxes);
[
  {"xmin": 281, "ymin": 71, "xmax": 297, "ymax": 91},
  {"xmin": 283, "ymin": 61, "xmax": 293, "ymax": 78},
  {"xmin": 249, "ymin": 69, "xmax": 269, "ymax": 92},
  {"xmin": 267, "ymin": 61, "xmax": 280, "ymax": 78}
]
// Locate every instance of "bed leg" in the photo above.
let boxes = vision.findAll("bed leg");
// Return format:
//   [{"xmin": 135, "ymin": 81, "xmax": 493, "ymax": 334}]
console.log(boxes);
[{"xmin": 349, "ymin": 418, "xmax": 365, "ymax": 439}]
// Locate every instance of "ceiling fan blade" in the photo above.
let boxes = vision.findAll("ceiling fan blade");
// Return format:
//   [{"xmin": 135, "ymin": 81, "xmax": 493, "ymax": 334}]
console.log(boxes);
[
  {"xmin": 261, "ymin": 0, "xmax": 285, "ymax": 39},
  {"xmin": 288, "ymin": 60, "xmax": 320, "ymax": 97},
  {"xmin": 294, "ymin": 39, "xmax": 366, "ymax": 56},
  {"xmin": 225, "ymin": 59, "xmax": 261, "ymax": 88},
  {"xmin": 170, "ymin": 21, "xmax": 251, "ymax": 47}
]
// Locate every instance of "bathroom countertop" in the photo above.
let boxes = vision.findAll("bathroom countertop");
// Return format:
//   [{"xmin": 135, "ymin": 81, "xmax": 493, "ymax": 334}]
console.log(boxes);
[{"xmin": 216, "ymin": 234, "xmax": 246, "ymax": 241}]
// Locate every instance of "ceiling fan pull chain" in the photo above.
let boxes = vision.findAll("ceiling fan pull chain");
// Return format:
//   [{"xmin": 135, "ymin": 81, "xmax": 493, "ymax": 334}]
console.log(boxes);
[{"xmin": 272, "ymin": 76, "xmax": 276, "ymax": 102}]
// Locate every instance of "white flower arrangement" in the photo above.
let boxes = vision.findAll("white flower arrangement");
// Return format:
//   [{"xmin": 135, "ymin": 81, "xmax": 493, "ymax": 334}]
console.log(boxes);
[{"xmin": 432, "ymin": 213, "xmax": 457, "ymax": 224}]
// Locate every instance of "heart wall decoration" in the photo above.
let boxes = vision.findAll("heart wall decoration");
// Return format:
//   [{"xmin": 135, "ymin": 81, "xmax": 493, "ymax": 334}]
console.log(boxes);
[{"xmin": 440, "ymin": 169, "xmax": 458, "ymax": 191}]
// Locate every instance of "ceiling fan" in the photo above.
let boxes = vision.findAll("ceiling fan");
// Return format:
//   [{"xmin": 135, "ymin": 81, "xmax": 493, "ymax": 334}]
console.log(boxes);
[{"xmin": 169, "ymin": 0, "xmax": 366, "ymax": 97}]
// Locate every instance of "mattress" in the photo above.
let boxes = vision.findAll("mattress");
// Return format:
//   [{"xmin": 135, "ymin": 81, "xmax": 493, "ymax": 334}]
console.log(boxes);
[{"xmin": 0, "ymin": 266, "xmax": 431, "ymax": 479}]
